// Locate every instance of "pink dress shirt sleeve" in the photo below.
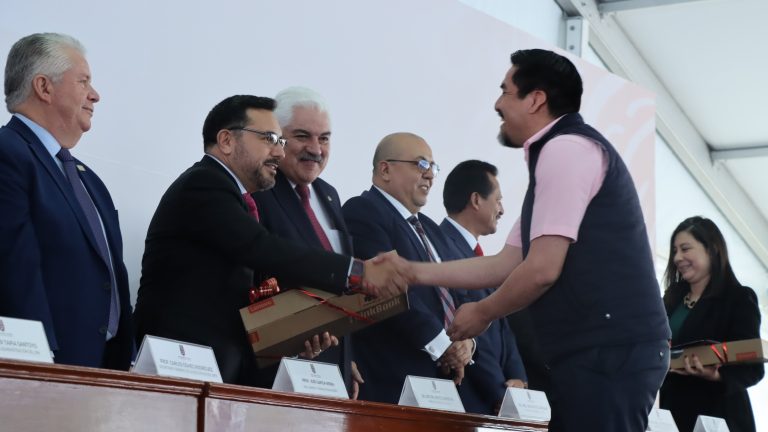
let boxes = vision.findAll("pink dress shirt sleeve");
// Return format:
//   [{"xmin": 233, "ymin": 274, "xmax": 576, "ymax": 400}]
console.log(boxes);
[{"xmin": 506, "ymin": 134, "xmax": 607, "ymax": 247}]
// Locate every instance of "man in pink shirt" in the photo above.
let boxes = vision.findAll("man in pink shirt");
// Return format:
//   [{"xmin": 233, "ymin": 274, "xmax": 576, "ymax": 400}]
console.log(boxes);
[{"xmin": 387, "ymin": 49, "xmax": 670, "ymax": 431}]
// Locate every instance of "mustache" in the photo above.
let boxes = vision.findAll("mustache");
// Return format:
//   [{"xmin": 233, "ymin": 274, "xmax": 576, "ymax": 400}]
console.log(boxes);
[
  {"xmin": 298, "ymin": 152, "xmax": 323, "ymax": 163},
  {"xmin": 265, "ymin": 158, "xmax": 281, "ymax": 166},
  {"xmin": 496, "ymin": 109, "xmax": 504, "ymax": 120}
]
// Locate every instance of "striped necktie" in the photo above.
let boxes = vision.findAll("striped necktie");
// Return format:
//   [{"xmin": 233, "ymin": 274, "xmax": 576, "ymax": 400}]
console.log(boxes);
[{"xmin": 407, "ymin": 215, "xmax": 456, "ymax": 327}]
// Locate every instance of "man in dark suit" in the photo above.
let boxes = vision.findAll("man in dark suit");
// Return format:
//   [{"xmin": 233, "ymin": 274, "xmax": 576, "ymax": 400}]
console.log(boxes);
[
  {"xmin": 0, "ymin": 33, "xmax": 134, "ymax": 369},
  {"xmin": 134, "ymin": 95, "xmax": 405, "ymax": 387},
  {"xmin": 440, "ymin": 160, "xmax": 527, "ymax": 415},
  {"xmin": 342, "ymin": 132, "xmax": 475, "ymax": 404},
  {"xmin": 251, "ymin": 86, "xmax": 359, "ymax": 395}
]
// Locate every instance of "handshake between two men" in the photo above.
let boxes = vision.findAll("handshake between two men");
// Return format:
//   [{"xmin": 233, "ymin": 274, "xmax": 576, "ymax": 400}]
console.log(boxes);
[{"xmin": 359, "ymin": 251, "xmax": 481, "ymax": 385}]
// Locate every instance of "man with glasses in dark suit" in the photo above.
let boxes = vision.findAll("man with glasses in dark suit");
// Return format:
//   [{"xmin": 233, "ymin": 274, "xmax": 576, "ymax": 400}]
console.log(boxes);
[{"xmin": 134, "ymin": 95, "xmax": 407, "ymax": 386}]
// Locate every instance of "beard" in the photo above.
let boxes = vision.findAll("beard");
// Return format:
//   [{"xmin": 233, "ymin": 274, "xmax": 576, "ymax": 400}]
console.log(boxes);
[
  {"xmin": 253, "ymin": 161, "xmax": 279, "ymax": 191},
  {"xmin": 497, "ymin": 130, "xmax": 519, "ymax": 148}
]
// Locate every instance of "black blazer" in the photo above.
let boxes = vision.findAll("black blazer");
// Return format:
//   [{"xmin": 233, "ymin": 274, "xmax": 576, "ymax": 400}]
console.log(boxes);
[
  {"xmin": 134, "ymin": 156, "xmax": 351, "ymax": 386},
  {"xmin": 252, "ymin": 170, "xmax": 352, "ymax": 256},
  {"xmin": 251, "ymin": 170, "xmax": 354, "ymax": 387},
  {"xmin": 342, "ymin": 186, "xmax": 462, "ymax": 404},
  {"xmin": 0, "ymin": 117, "xmax": 134, "ymax": 369},
  {"xmin": 659, "ymin": 284, "xmax": 764, "ymax": 432}
]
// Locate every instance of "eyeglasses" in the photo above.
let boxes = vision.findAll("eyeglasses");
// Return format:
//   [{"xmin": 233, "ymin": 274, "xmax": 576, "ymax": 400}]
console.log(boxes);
[
  {"xmin": 229, "ymin": 127, "xmax": 287, "ymax": 148},
  {"xmin": 386, "ymin": 159, "xmax": 440, "ymax": 177}
]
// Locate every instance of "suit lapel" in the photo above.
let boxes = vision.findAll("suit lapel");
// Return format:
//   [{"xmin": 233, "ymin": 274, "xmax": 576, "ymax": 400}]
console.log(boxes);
[
  {"xmin": 273, "ymin": 172, "xmax": 325, "ymax": 249},
  {"xmin": 79, "ymin": 166, "xmax": 118, "ymax": 267},
  {"xmin": 366, "ymin": 187, "xmax": 430, "ymax": 262},
  {"xmin": 10, "ymin": 118, "xmax": 107, "ymax": 264},
  {"xmin": 440, "ymin": 219, "xmax": 474, "ymax": 259},
  {"xmin": 313, "ymin": 179, "xmax": 353, "ymax": 255}
]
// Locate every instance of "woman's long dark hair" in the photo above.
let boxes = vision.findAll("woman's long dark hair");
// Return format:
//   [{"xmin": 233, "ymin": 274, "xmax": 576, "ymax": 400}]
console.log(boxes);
[{"xmin": 662, "ymin": 216, "xmax": 741, "ymax": 309}]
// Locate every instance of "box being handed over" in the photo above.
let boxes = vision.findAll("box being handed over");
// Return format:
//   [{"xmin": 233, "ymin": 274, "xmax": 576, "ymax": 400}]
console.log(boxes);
[
  {"xmin": 669, "ymin": 338, "xmax": 768, "ymax": 369},
  {"xmin": 240, "ymin": 288, "xmax": 408, "ymax": 367}
]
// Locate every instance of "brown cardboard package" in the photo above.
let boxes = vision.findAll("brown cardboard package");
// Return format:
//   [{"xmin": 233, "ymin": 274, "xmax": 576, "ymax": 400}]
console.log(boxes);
[
  {"xmin": 240, "ymin": 288, "xmax": 408, "ymax": 367},
  {"xmin": 669, "ymin": 338, "xmax": 768, "ymax": 369}
]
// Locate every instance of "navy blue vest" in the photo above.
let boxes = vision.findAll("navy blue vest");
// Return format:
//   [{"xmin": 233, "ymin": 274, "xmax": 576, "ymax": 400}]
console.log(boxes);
[{"xmin": 520, "ymin": 113, "xmax": 670, "ymax": 362}]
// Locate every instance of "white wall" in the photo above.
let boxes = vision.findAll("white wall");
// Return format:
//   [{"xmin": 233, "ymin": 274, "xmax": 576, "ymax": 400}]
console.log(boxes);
[
  {"xmin": 0, "ymin": 0, "xmax": 587, "ymax": 305},
  {"xmin": 2, "ymin": 0, "xmax": 763, "ymax": 427},
  {"xmin": 1, "ymin": 0, "xmax": 560, "ymax": 303}
]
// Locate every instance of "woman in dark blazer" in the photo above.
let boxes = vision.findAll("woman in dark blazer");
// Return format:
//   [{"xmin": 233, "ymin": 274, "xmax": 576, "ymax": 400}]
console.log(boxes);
[{"xmin": 659, "ymin": 216, "xmax": 764, "ymax": 432}]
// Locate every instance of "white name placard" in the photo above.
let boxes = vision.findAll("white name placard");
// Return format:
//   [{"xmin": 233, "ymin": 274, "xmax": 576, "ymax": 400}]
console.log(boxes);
[
  {"xmin": 498, "ymin": 387, "xmax": 550, "ymax": 422},
  {"xmin": 272, "ymin": 358, "xmax": 348, "ymax": 399},
  {"xmin": 398, "ymin": 375, "xmax": 465, "ymax": 413},
  {"xmin": 694, "ymin": 415, "xmax": 730, "ymax": 432},
  {"xmin": 132, "ymin": 335, "xmax": 222, "ymax": 382},
  {"xmin": 0, "ymin": 316, "xmax": 53, "ymax": 364},
  {"xmin": 647, "ymin": 408, "xmax": 679, "ymax": 431}
]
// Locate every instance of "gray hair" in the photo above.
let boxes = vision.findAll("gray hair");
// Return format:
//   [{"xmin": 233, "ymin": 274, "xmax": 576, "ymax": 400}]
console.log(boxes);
[
  {"xmin": 273, "ymin": 86, "xmax": 330, "ymax": 128},
  {"xmin": 4, "ymin": 33, "xmax": 86, "ymax": 112}
]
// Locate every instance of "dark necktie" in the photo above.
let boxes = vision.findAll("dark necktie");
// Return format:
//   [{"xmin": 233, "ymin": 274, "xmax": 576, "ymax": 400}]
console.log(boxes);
[
  {"xmin": 242, "ymin": 193, "xmax": 260, "ymax": 221},
  {"xmin": 295, "ymin": 184, "xmax": 333, "ymax": 251},
  {"xmin": 56, "ymin": 148, "xmax": 119, "ymax": 337},
  {"xmin": 407, "ymin": 215, "xmax": 456, "ymax": 327},
  {"xmin": 474, "ymin": 243, "xmax": 484, "ymax": 257}
]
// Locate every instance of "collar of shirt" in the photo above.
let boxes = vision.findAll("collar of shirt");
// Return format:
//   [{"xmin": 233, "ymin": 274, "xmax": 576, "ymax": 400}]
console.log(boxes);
[
  {"xmin": 373, "ymin": 185, "xmax": 443, "ymax": 262},
  {"xmin": 522, "ymin": 115, "xmax": 567, "ymax": 163},
  {"xmin": 445, "ymin": 217, "xmax": 477, "ymax": 250},
  {"xmin": 204, "ymin": 154, "xmax": 247, "ymax": 194},
  {"xmin": 373, "ymin": 185, "xmax": 417, "ymax": 221},
  {"xmin": 286, "ymin": 177, "xmax": 304, "ymax": 199},
  {"xmin": 14, "ymin": 113, "xmax": 64, "ymax": 170}
]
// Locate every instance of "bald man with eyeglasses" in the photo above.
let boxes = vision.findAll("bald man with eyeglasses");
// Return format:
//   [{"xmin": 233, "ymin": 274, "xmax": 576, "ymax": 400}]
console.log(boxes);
[{"xmin": 341, "ymin": 132, "xmax": 476, "ymax": 405}]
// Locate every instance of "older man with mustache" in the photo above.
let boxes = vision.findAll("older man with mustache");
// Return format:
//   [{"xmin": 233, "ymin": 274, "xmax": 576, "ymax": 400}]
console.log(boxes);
[{"xmin": 251, "ymin": 87, "xmax": 362, "ymax": 395}]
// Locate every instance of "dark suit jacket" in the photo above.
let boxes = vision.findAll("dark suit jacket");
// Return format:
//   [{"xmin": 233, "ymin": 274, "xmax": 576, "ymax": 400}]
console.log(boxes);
[
  {"xmin": 252, "ymin": 170, "xmax": 352, "ymax": 255},
  {"xmin": 440, "ymin": 219, "xmax": 527, "ymax": 414},
  {"xmin": 134, "ymin": 155, "xmax": 352, "ymax": 386},
  {"xmin": 342, "ymin": 186, "xmax": 463, "ymax": 404},
  {"xmin": 251, "ymin": 170, "xmax": 354, "ymax": 387},
  {"xmin": 659, "ymin": 284, "xmax": 764, "ymax": 432},
  {"xmin": 0, "ymin": 116, "xmax": 134, "ymax": 369}
]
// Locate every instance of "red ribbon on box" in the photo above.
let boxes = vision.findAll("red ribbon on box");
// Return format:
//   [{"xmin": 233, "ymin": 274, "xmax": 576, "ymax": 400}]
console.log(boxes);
[
  {"xmin": 298, "ymin": 289, "xmax": 375, "ymax": 324},
  {"xmin": 249, "ymin": 278, "xmax": 280, "ymax": 304},
  {"xmin": 709, "ymin": 342, "xmax": 730, "ymax": 364}
]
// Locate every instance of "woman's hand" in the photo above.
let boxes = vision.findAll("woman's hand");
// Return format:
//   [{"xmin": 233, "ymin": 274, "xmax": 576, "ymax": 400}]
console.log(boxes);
[{"xmin": 669, "ymin": 354, "xmax": 721, "ymax": 381}]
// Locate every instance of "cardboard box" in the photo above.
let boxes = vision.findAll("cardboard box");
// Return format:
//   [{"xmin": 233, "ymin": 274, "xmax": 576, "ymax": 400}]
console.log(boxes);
[
  {"xmin": 669, "ymin": 338, "xmax": 768, "ymax": 369},
  {"xmin": 240, "ymin": 288, "xmax": 408, "ymax": 367}
]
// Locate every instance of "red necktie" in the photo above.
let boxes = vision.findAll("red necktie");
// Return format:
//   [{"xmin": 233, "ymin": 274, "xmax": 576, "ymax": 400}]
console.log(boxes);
[
  {"xmin": 295, "ymin": 184, "xmax": 333, "ymax": 251},
  {"xmin": 242, "ymin": 193, "xmax": 260, "ymax": 222},
  {"xmin": 474, "ymin": 243, "xmax": 484, "ymax": 257}
]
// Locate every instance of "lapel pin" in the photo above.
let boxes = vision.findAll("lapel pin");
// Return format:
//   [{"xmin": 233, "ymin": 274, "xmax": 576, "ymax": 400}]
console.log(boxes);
[
  {"xmin": 327, "ymin": 196, "xmax": 332, "ymax": 202},
  {"xmin": 76, "ymin": 164, "xmax": 86, "ymax": 172}
]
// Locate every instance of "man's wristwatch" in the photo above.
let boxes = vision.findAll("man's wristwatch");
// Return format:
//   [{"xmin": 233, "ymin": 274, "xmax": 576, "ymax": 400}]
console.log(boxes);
[{"xmin": 345, "ymin": 258, "xmax": 364, "ymax": 294}]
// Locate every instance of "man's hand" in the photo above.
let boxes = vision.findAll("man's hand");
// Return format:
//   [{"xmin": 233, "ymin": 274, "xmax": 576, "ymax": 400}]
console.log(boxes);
[
  {"xmin": 505, "ymin": 379, "xmax": 526, "ymax": 389},
  {"xmin": 360, "ymin": 251, "xmax": 408, "ymax": 299},
  {"xmin": 298, "ymin": 332, "xmax": 338, "ymax": 359},
  {"xmin": 350, "ymin": 361, "xmax": 364, "ymax": 400},
  {"xmin": 440, "ymin": 363, "xmax": 465, "ymax": 386},
  {"xmin": 447, "ymin": 301, "xmax": 493, "ymax": 341},
  {"xmin": 438, "ymin": 339, "xmax": 473, "ymax": 370},
  {"xmin": 438, "ymin": 339, "xmax": 473, "ymax": 386}
]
